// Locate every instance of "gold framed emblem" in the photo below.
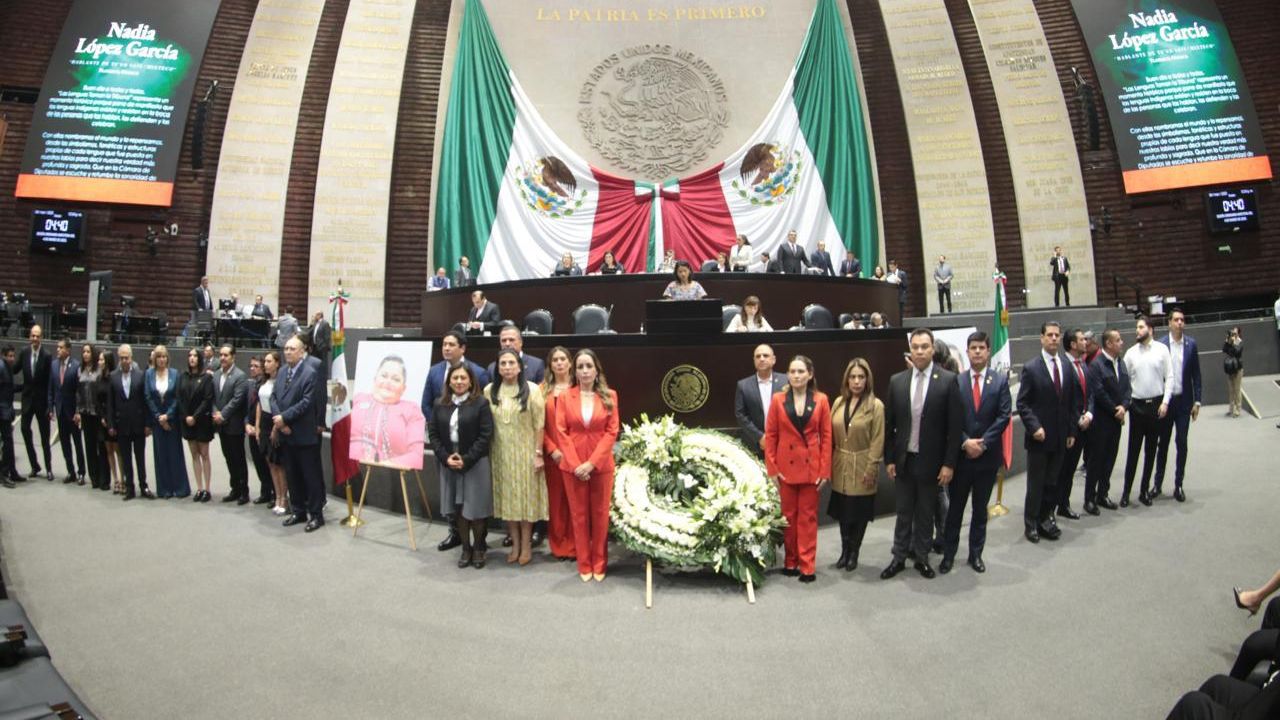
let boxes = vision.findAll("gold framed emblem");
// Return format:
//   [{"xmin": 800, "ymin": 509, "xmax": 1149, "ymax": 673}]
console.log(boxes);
[{"xmin": 661, "ymin": 365, "xmax": 709, "ymax": 413}]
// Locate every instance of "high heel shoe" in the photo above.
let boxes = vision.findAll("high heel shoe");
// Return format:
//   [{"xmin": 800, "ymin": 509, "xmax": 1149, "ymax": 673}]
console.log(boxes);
[
  {"xmin": 592, "ymin": 572, "xmax": 606, "ymax": 582},
  {"xmin": 1234, "ymin": 587, "xmax": 1259, "ymax": 616},
  {"xmin": 579, "ymin": 573, "xmax": 592, "ymax": 582}
]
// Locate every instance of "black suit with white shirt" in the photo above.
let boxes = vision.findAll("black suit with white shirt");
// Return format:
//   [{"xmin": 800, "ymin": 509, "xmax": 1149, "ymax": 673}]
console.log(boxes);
[
  {"xmin": 776, "ymin": 241, "xmax": 809, "ymax": 274},
  {"xmin": 734, "ymin": 372, "xmax": 786, "ymax": 456},
  {"xmin": 17, "ymin": 345, "xmax": 52, "ymax": 475},
  {"xmin": 106, "ymin": 366, "xmax": 150, "ymax": 494},
  {"xmin": 1016, "ymin": 353, "xmax": 1081, "ymax": 531}
]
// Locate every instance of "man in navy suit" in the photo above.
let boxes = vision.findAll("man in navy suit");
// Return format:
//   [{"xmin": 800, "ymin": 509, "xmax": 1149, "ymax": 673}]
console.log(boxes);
[
  {"xmin": 1084, "ymin": 329, "xmax": 1130, "ymax": 514},
  {"xmin": 47, "ymin": 338, "xmax": 85, "ymax": 483},
  {"xmin": 940, "ymin": 332, "xmax": 1011, "ymax": 574},
  {"xmin": 106, "ymin": 344, "xmax": 153, "ymax": 500},
  {"xmin": 272, "ymin": 336, "xmax": 325, "ymax": 532},
  {"xmin": 734, "ymin": 344, "xmax": 787, "ymax": 457},
  {"xmin": 0, "ymin": 346, "xmax": 18, "ymax": 487},
  {"xmin": 1154, "ymin": 307, "xmax": 1200, "ymax": 502},
  {"xmin": 485, "ymin": 326, "xmax": 545, "ymax": 384},
  {"xmin": 420, "ymin": 331, "xmax": 490, "ymax": 415},
  {"xmin": 838, "ymin": 253, "xmax": 862, "ymax": 278},
  {"xmin": 1016, "ymin": 321, "xmax": 1081, "ymax": 543}
]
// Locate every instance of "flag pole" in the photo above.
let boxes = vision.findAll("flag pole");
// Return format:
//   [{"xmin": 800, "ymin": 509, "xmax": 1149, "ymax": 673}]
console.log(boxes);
[
  {"xmin": 327, "ymin": 278, "xmax": 364, "ymax": 528},
  {"xmin": 989, "ymin": 469, "xmax": 1009, "ymax": 517},
  {"xmin": 988, "ymin": 267, "xmax": 1011, "ymax": 519}
]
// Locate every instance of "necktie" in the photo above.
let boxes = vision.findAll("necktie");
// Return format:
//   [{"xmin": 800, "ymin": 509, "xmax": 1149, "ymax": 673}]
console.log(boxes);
[
  {"xmin": 286, "ymin": 366, "xmax": 295, "ymax": 386},
  {"xmin": 1075, "ymin": 359, "xmax": 1086, "ymax": 403},
  {"xmin": 909, "ymin": 371, "xmax": 926, "ymax": 451},
  {"xmin": 123, "ymin": 372, "xmax": 130, "ymax": 399},
  {"xmin": 60, "ymin": 361, "xmax": 67, "ymax": 385},
  {"xmin": 1051, "ymin": 357, "xmax": 1061, "ymax": 397},
  {"xmin": 972, "ymin": 373, "xmax": 982, "ymax": 412}
]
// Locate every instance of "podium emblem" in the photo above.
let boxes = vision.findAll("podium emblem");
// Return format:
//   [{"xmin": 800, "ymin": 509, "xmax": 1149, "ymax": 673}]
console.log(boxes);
[{"xmin": 661, "ymin": 364, "xmax": 709, "ymax": 413}]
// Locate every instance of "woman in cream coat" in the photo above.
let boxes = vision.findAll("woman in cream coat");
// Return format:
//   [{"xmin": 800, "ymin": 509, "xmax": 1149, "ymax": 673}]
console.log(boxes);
[{"xmin": 827, "ymin": 358, "xmax": 884, "ymax": 572}]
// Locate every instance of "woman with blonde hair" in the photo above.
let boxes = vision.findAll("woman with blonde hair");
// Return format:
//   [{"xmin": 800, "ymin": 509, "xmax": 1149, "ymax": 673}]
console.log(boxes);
[
  {"xmin": 144, "ymin": 345, "xmax": 190, "ymax": 498},
  {"xmin": 828, "ymin": 358, "xmax": 884, "ymax": 572}
]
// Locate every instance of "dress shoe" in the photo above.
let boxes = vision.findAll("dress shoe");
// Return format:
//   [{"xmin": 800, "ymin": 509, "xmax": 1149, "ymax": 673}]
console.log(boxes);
[
  {"xmin": 472, "ymin": 547, "xmax": 487, "ymax": 569},
  {"xmin": 845, "ymin": 554, "xmax": 858, "ymax": 572},
  {"xmin": 283, "ymin": 515, "xmax": 307, "ymax": 527},
  {"xmin": 45, "ymin": 472, "xmax": 54, "ymax": 482},
  {"xmin": 880, "ymin": 559, "xmax": 906, "ymax": 580},
  {"xmin": 780, "ymin": 567, "xmax": 800, "ymax": 577},
  {"xmin": 530, "ymin": 530, "xmax": 545, "ymax": 548},
  {"xmin": 77, "ymin": 478, "xmax": 85, "ymax": 486},
  {"xmin": 221, "ymin": 493, "xmax": 240, "ymax": 503},
  {"xmin": 1120, "ymin": 496, "xmax": 1130, "ymax": 508},
  {"xmin": 914, "ymin": 561, "xmax": 935, "ymax": 579},
  {"xmin": 27, "ymin": 468, "xmax": 41, "ymax": 478},
  {"xmin": 1151, "ymin": 486, "xmax": 1163, "ymax": 499},
  {"xmin": 304, "ymin": 518, "xmax": 324, "ymax": 533},
  {"xmin": 1084, "ymin": 501, "xmax": 1100, "ymax": 516},
  {"xmin": 237, "ymin": 496, "xmax": 250, "ymax": 506},
  {"xmin": 192, "ymin": 492, "xmax": 203, "ymax": 502},
  {"xmin": 798, "ymin": 573, "xmax": 816, "ymax": 583},
  {"xmin": 437, "ymin": 530, "xmax": 462, "ymax": 552},
  {"xmin": 122, "ymin": 490, "xmax": 136, "ymax": 501},
  {"xmin": 1037, "ymin": 520, "xmax": 1061, "ymax": 541},
  {"xmin": 252, "ymin": 495, "xmax": 272, "ymax": 505},
  {"xmin": 1174, "ymin": 487, "xmax": 1186, "ymax": 503},
  {"xmin": 1138, "ymin": 491, "xmax": 1152, "ymax": 507},
  {"xmin": 835, "ymin": 546, "xmax": 852, "ymax": 570},
  {"xmin": 1097, "ymin": 496, "xmax": 1118, "ymax": 510},
  {"xmin": 1, "ymin": 478, "xmax": 14, "ymax": 489},
  {"xmin": 939, "ymin": 557, "xmax": 954, "ymax": 574},
  {"xmin": 968, "ymin": 556, "xmax": 986, "ymax": 573},
  {"xmin": 502, "ymin": 536, "xmax": 514, "ymax": 547},
  {"xmin": 140, "ymin": 489, "xmax": 155, "ymax": 500},
  {"xmin": 1024, "ymin": 527, "xmax": 1040, "ymax": 543},
  {"xmin": 458, "ymin": 549, "xmax": 474, "ymax": 569},
  {"xmin": 63, "ymin": 475, "xmax": 76, "ymax": 484},
  {"xmin": 1056, "ymin": 506, "xmax": 1081, "ymax": 520}
]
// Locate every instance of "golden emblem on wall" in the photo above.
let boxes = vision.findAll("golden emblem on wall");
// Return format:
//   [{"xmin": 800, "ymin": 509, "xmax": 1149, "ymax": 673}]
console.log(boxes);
[{"xmin": 661, "ymin": 364, "xmax": 710, "ymax": 413}]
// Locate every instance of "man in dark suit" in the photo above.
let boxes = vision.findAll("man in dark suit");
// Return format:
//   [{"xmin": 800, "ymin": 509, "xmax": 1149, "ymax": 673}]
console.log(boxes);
[
  {"xmin": 0, "ymin": 346, "xmax": 19, "ymax": 487},
  {"xmin": 881, "ymin": 328, "xmax": 964, "ymax": 580},
  {"xmin": 17, "ymin": 324, "xmax": 52, "ymax": 480},
  {"xmin": 1154, "ymin": 307, "xmax": 1201, "ymax": 502},
  {"xmin": 1050, "ymin": 246, "xmax": 1071, "ymax": 307},
  {"xmin": 1084, "ymin": 329, "xmax": 1129, "ymax": 514},
  {"xmin": 887, "ymin": 260, "xmax": 908, "ymax": 321},
  {"xmin": 420, "ymin": 331, "xmax": 490, "ymax": 415},
  {"xmin": 428, "ymin": 267, "xmax": 451, "ymax": 291},
  {"xmin": 249, "ymin": 295, "xmax": 273, "ymax": 320},
  {"xmin": 272, "ymin": 336, "xmax": 325, "ymax": 532},
  {"xmin": 1054, "ymin": 328, "xmax": 1093, "ymax": 519},
  {"xmin": 1016, "ymin": 321, "xmax": 1081, "ymax": 543},
  {"xmin": 734, "ymin": 344, "xmax": 787, "ymax": 457},
  {"xmin": 47, "ymin": 338, "xmax": 85, "ymax": 483},
  {"xmin": 776, "ymin": 230, "xmax": 809, "ymax": 274},
  {"xmin": 465, "ymin": 290, "xmax": 501, "ymax": 333},
  {"xmin": 212, "ymin": 345, "xmax": 250, "ymax": 504},
  {"xmin": 485, "ymin": 326, "xmax": 545, "ymax": 384},
  {"xmin": 454, "ymin": 256, "xmax": 476, "ymax": 288},
  {"xmin": 809, "ymin": 241, "xmax": 835, "ymax": 276},
  {"xmin": 193, "ymin": 276, "xmax": 214, "ymax": 312},
  {"xmin": 940, "ymin": 332, "xmax": 1010, "ymax": 574},
  {"xmin": 309, "ymin": 311, "xmax": 332, "ymax": 379},
  {"xmin": 838, "ymin": 253, "xmax": 861, "ymax": 278},
  {"xmin": 106, "ymin": 344, "xmax": 153, "ymax": 500},
  {"xmin": 751, "ymin": 252, "xmax": 782, "ymax": 274}
]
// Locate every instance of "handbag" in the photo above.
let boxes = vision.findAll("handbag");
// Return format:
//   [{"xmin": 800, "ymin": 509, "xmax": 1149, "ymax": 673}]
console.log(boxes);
[{"xmin": 1223, "ymin": 356, "xmax": 1240, "ymax": 375}]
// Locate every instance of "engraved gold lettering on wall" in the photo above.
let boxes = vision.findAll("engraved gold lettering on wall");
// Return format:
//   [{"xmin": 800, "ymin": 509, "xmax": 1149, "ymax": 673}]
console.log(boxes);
[
  {"xmin": 533, "ymin": 6, "xmax": 769, "ymax": 22},
  {"xmin": 307, "ymin": 0, "xmax": 417, "ymax": 327},
  {"xmin": 968, "ymin": 0, "xmax": 1096, "ymax": 306},
  {"xmin": 206, "ymin": 0, "xmax": 325, "ymax": 310},
  {"xmin": 880, "ymin": 0, "xmax": 997, "ymax": 314}
]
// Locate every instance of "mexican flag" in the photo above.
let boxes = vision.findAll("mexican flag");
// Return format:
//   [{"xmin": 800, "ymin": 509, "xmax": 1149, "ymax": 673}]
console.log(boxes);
[
  {"xmin": 433, "ymin": 0, "xmax": 878, "ymax": 278},
  {"xmin": 326, "ymin": 289, "xmax": 359, "ymax": 485},
  {"xmin": 992, "ymin": 271, "xmax": 1013, "ymax": 469}
]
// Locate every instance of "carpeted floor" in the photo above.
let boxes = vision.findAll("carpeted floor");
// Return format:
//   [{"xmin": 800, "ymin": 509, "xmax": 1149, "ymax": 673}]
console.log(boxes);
[{"xmin": 1, "ymin": 404, "xmax": 1274, "ymax": 719}]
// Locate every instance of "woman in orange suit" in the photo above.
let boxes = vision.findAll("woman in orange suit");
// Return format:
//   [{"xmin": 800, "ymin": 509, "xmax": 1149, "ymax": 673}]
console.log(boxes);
[
  {"xmin": 554, "ymin": 349, "xmax": 620, "ymax": 582},
  {"xmin": 540, "ymin": 346, "xmax": 575, "ymax": 560},
  {"xmin": 764, "ymin": 355, "xmax": 832, "ymax": 583}
]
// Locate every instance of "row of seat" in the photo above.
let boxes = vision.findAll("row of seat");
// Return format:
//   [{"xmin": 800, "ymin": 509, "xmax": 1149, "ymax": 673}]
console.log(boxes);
[
  {"xmin": 0, "ymin": 597, "xmax": 93, "ymax": 719},
  {"xmin": 460, "ymin": 304, "xmax": 875, "ymax": 336}
]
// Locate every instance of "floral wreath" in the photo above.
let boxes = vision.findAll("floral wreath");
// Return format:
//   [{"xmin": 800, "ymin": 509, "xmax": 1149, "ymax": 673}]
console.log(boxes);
[{"xmin": 611, "ymin": 415, "xmax": 786, "ymax": 585}]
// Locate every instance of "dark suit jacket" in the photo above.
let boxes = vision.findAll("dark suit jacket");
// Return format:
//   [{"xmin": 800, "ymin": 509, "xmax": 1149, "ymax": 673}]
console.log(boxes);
[
  {"xmin": 0, "ymin": 360, "xmax": 15, "ymax": 424},
  {"xmin": 777, "ymin": 242, "xmax": 809, "ymax": 274},
  {"xmin": 192, "ymin": 286, "xmax": 213, "ymax": 311},
  {"xmin": 467, "ymin": 302, "xmax": 502, "ymax": 332},
  {"xmin": 212, "ymin": 367, "xmax": 249, "ymax": 436},
  {"xmin": 426, "ymin": 399, "xmax": 494, "ymax": 472},
  {"xmin": 839, "ymin": 258, "xmax": 862, "ymax": 277},
  {"xmin": 144, "ymin": 368, "xmax": 179, "ymax": 426},
  {"xmin": 453, "ymin": 267, "xmax": 476, "ymax": 287},
  {"xmin": 1050, "ymin": 255, "xmax": 1071, "ymax": 279},
  {"xmin": 892, "ymin": 270, "xmax": 908, "ymax": 301},
  {"xmin": 250, "ymin": 303, "xmax": 273, "ymax": 320},
  {"xmin": 421, "ymin": 359, "xmax": 490, "ymax": 415},
  {"xmin": 106, "ymin": 367, "xmax": 148, "ymax": 437},
  {"xmin": 47, "ymin": 357, "xmax": 80, "ymax": 419},
  {"xmin": 17, "ymin": 346, "xmax": 51, "ymax": 407},
  {"xmin": 1017, "ymin": 353, "xmax": 1081, "ymax": 451},
  {"xmin": 956, "ymin": 367, "xmax": 1012, "ymax": 471},
  {"xmin": 310, "ymin": 320, "xmax": 332, "ymax": 359},
  {"xmin": 273, "ymin": 361, "xmax": 319, "ymax": 446},
  {"xmin": 486, "ymin": 353, "xmax": 545, "ymax": 385},
  {"xmin": 1087, "ymin": 352, "xmax": 1131, "ymax": 431},
  {"xmin": 810, "ymin": 250, "xmax": 834, "ymax": 276},
  {"xmin": 734, "ymin": 372, "xmax": 786, "ymax": 450},
  {"xmin": 552, "ymin": 265, "xmax": 583, "ymax": 277},
  {"xmin": 1158, "ymin": 334, "xmax": 1202, "ymax": 404},
  {"xmin": 883, "ymin": 365, "xmax": 964, "ymax": 476},
  {"xmin": 306, "ymin": 354, "xmax": 327, "ymax": 430}
]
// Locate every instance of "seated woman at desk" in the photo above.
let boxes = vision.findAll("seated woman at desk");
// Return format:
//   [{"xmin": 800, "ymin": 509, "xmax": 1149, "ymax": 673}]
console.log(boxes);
[
  {"xmin": 726, "ymin": 295, "xmax": 773, "ymax": 332},
  {"xmin": 349, "ymin": 355, "xmax": 425, "ymax": 470},
  {"xmin": 551, "ymin": 253, "xmax": 583, "ymax": 277},
  {"xmin": 662, "ymin": 261, "xmax": 708, "ymax": 301},
  {"xmin": 598, "ymin": 251, "xmax": 624, "ymax": 275}
]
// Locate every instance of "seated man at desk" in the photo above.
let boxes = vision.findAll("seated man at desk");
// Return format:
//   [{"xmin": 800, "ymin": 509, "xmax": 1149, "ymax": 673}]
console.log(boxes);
[
  {"xmin": 428, "ymin": 267, "xmax": 451, "ymax": 291},
  {"xmin": 749, "ymin": 252, "xmax": 781, "ymax": 274},
  {"xmin": 249, "ymin": 295, "xmax": 273, "ymax": 320},
  {"xmin": 465, "ymin": 290, "xmax": 502, "ymax": 332}
]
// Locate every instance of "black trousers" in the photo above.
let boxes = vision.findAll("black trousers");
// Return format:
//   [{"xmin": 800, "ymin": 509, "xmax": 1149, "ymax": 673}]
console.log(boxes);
[
  {"xmin": 1155, "ymin": 391, "xmax": 1193, "ymax": 490},
  {"xmin": 1054, "ymin": 276, "xmax": 1070, "ymax": 306},
  {"xmin": 1085, "ymin": 421, "xmax": 1121, "ymax": 501},
  {"xmin": 55, "ymin": 412, "xmax": 85, "ymax": 477},
  {"xmin": 282, "ymin": 442, "xmax": 324, "ymax": 519},
  {"xmin": 80, "ymin": 414, "xmax": 108, "ymax": 488},
  {"xmin": 1024, "ymin": 446, "xmax": 1064, "ymax": 528},
  {"xmin": 0, "ymin": 418, "xmax": 15, "ymax": 478},
  {"xmin": 1057, "ymin": 427, "xmax": 1086, "ymax": 508},
  {"xmin": 943, "ymin": 460, "xmax": 996, "ymax": 560},
  {"xmin": 1166, "ymin": 674, "xmax": 1280, "ymax": 720},
  {"xmin": 20, "ymin": 400, "xmax": 51, "ymax": 473},
  {"xmin": 219, "ymin": 431, "xmax": 249, "ymax": 497},
  {"xmin": 1124, "ymin": 399, "xmax": 1161, "ymax": 498},
  {"xmin": 936, "ymin": 285, "xmax": 951, "ymax": 313},
  {"xmin": 891, "ymin": 455, "xmax": 936, "ymax": 561},
  {"xmin": 247, "ymin": 433, "xmax": 273, "ymax": 498},
  {"xmin": 116, "ymin": 433, "xmax": 148, "ymax": 493}
]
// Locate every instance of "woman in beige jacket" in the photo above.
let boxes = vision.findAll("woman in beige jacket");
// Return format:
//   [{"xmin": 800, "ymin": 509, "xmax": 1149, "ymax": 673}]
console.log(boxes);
[{"xmin": 827, "ymin": 358, "xmax": 884, "ymax": 572}]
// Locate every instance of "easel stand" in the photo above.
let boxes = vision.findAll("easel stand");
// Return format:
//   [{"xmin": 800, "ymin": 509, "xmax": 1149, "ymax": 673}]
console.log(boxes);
[
  {"xmin": 351, "ymin": 462, "xmax": 433, "ymax": 550},
  {"xmin": 340, "ymin": 484, "xmax": 364, "ymax": 527},
  {"xmin": 642, "ymin": 557, "xmax": 756, "ymax": 609},
  {"xmin": 988, "ymin": 469, "xmax": 1009, "ymax": 518}
]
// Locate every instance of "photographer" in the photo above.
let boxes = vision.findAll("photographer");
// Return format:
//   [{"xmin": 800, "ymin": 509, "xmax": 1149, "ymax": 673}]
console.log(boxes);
[{"xmin": 1222, "ymin": 327, "xmax": 1244, "ymax": 418}]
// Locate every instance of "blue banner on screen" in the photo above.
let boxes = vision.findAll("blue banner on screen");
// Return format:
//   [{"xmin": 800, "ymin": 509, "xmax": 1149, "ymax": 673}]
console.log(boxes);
[
  {"xmin": 14, "ymin": 0, "xmax": 221, "ymax": 207},
  {"xmin": 1069, "ymin": 0, "xmax": 1272, "ymax": 194}
]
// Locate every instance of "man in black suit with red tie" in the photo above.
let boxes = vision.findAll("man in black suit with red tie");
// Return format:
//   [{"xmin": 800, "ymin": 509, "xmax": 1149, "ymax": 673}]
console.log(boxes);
[
  {"xmin": 47, "ymin": 338, "xmax": 85, "ymax": 483},
  {"xmin": 1084, "ymin": 329, "xmax": 1129, "ymax": 514},
  {"xmin": 940, "ymin": 332, "xmax": 1010, "ymax": 574},
  {"xmin": 1016, "ymin": 321, "xmax": 1081, "ymax": 543},
  {"xmin": 1054, "ymin": 328, "xmax": 1093, "ymax": 519},
  {"xmin": 17, "ymin": 325, "xmax": 52, "ymax": 480},
  {"xmin": 881, "ymin": 328, "xmax": 964, "ymax": 580}
]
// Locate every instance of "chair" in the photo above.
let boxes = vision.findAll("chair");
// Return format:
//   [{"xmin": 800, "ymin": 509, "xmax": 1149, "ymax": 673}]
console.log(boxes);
[
  {"xmin": 838, "ymin": 312, "xmax": 854, "ymax": 328},
  {"xmin": 700, "ymin": 260, "xmax": 718, "ymax": 272},
  {"xmin": 721, "ymin": 305, "xmax": 741, "ymax": 331},
  {"xmin": 524, "ymin": 309, "xmax": 553, "ymax": 335},
  {"xmin": 802, "ymin": 303, "xmax": 835, "ymax": 330},
  {"xmin": 571, "ymin": 304, "xmax": 611, "ymax": 334}
]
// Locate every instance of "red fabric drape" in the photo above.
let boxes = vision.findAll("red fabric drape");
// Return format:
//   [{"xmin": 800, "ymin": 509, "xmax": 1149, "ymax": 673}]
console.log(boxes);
[
  {"xmin": 661, "ymin": 164, "xmax": 737, "ymax": 266},
  {"xmin": 588, "ymin": 169, "xmax": 653, "ymax": 273}
]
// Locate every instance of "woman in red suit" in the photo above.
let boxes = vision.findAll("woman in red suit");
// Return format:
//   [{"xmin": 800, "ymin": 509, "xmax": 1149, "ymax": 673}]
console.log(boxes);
[
  {"xmin": 764, "ymin": 355, "xmax": 832, "ymax": 583},
  {"xmin": 540, "ymin": 346, "xmax": 575, "ymax": 560},
  {"xmin": 554, "ymin": 348, "xmax": 620, "ymax": 582}
]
